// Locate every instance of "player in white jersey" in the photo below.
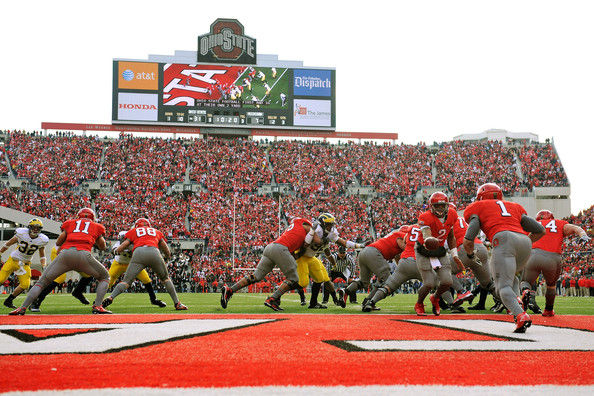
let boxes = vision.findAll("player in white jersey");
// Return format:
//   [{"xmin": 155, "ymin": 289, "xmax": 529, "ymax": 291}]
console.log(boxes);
[
  {"xmin": 1, "ymin": 219, "xmax": 49, "ymax": 309},
  {"xmin": 108, "ymin": 231, "xmax": 166, "ymax": 307}
]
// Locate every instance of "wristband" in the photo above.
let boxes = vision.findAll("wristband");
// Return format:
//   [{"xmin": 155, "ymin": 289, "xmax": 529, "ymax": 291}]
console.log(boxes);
[
  {"xmin": 466, "ymin": 251, "xmax": 475, "ymax": 259},
  {"xmin": 304, "ymin": 229, "xmax": 315, "ymax": 244}
]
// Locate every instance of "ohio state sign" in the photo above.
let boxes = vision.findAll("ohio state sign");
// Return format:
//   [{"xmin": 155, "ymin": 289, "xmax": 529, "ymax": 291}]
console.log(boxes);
[{"xmin": 197, "ymin": 19, "xmax": 257, "ymax": 65}]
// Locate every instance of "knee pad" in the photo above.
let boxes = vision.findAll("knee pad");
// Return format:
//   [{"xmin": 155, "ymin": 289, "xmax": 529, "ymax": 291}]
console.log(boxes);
[{"xmin": 283, "ymin": 279, "xmax": 300, "ymax": 290}]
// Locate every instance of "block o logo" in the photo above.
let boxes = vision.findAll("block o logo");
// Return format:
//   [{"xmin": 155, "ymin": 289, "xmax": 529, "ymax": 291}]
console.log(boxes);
[{"xmin": 198, "ymin": 19, "xmax": 256, "ymax": 64}]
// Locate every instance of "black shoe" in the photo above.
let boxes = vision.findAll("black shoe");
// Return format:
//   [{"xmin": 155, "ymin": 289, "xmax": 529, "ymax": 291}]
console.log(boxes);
[
  {"xmin": 450, "ymin": 305, "xmax": 466, "ymax": 313},
  {"xmin": 336, "ymin": 289, "xmax": 347, "ymax": 308},
  {"xmin": 521, "ymin": 289, "xmax": 533, "ymax": 311},
  {"xmin": 362, "ymin": 300, "xmax": 375, "ymax": 312},
  {"xmin": 29, "ymin": 301, "xmax": 41, "ymax": 312},
  {"xmin": 151, "ymin": 299, "xmax": 167, "ymax": 308},
  {"xmin": 308, "ymin": 303, "xmax": 327, "ymax": 309},
  {"xmin": 467, "ymin": 304, "xmax": 486, "ymax": 310},
  {"xmin": 102, "ymin": 297, "xmax": 113, "ymax": 308},
  {"xmin": 300, "ymin": 299, "xmax": 307, "ymax": 306},
  {"xmin": 4, "ymin": 298, "xmax": 16, "ymax": 309},
  {"xmin": 491, "ymin": 302, "xmax": 506, "ymax": 313},
  {"xmin": 72, "ymin": 291, "xmax": 90, "ymax": 305},
  {"xmin": 220, "ymin": 285, "xmax": 233, "ymax": 309}
]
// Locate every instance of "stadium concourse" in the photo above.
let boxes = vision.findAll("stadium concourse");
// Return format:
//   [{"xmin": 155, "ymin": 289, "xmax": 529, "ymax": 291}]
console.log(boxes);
[{"xmin": 0, "ymin": 129, "xmax": 592, "ymax": 296}]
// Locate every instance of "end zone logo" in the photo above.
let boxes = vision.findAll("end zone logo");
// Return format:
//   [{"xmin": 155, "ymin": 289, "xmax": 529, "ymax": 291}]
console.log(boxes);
[{"xmin": 197, "ymin": 18, "xmax": 257, "ymax": 65}]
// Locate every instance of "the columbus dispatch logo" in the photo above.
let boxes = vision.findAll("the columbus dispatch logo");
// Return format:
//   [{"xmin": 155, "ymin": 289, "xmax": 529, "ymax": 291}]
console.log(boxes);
[
  {"xmin": 197, "ymin": 19, "xmax": 257, "ymax": 65},
  {"xmin": 294, "ymin": 69, "xmax": 332, "ymax": 97}
]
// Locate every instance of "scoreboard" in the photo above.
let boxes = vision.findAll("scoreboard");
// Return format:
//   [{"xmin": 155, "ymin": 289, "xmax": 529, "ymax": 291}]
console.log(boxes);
[{"xmin": 112, "ymin": 61, "xmax": 336, "ymax": 130}]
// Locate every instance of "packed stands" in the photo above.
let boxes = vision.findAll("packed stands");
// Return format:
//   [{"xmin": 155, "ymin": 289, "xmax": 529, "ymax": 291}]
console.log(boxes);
[{"xmin": 0, "ymin": 129, "xmax": 591, "ymax": 293}]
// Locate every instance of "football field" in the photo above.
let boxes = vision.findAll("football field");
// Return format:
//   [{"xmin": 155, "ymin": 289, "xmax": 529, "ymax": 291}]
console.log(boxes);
[{"xmin": 1, "ymin": 292, "xmax": 593, "ymax": 395}]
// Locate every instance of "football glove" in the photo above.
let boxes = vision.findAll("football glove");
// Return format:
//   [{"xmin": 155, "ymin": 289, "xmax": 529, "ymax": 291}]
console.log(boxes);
[
  {"xmin": 466, "ymin": 250, "xmax": 483, "ymax": 266},
  {"xmin": 579, "ymin": 234, "xmax": 591, "ymax": 244}
]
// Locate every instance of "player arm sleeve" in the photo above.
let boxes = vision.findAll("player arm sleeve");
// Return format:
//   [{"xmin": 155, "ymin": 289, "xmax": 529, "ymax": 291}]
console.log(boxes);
[
  {"xmin": 520, "ymin": 214, "xmax": 546, "ymax": 234},
  {"xmin": 464, "ymin": 216, "xmax": 481, "ymax": 241}
]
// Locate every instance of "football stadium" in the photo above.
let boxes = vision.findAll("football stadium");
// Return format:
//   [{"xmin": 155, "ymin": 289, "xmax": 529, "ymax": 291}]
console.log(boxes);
[{"xmin": 1, "ymin": 13, "xmax": 594, "ymax": 396}]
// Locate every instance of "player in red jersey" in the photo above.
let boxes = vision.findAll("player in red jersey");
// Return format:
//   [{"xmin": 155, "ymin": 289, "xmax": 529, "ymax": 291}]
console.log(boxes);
[
  {"xmin": 220, "ymin": 217, "xmax": 320, "ymax": 311},
  {"xmin": 102, "ymin": 218, "xmax": 187, "ymax": 311},
  {"xmin": 463, "ymin": 183, "xmax": 545, "ymax": 333},
  {"xmin": 519, "ymin": 209, "xmax": 590, "ymax": 317},
  {"xmin": 361, "ymin": 225, "xmax": 424, "ymax": 312},
  {"xmin": 447, "ymin": 211, "xmax": 494, "ymax": 310},
  {"xmin": 9, "ymin": 208, "xmax": 112, "ymax": 315},
  {"xmin": 340, "ymin": 227, "xmax": 405, "ymax": 310},
  {"xmin": 415, "ymin": 192, "xmax": 463, "ymax": 316}
]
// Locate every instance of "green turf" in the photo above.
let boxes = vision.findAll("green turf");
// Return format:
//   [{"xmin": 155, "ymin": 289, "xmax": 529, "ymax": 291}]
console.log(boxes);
[{"xmin": 4, "ymin": 291, "xmax": 594, "ymax": 315}]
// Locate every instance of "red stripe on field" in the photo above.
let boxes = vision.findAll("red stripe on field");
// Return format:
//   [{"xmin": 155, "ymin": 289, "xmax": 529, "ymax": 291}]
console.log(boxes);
[{"xmin": 0, "ymin": 314, "xmax": 592, "ymax": 391}]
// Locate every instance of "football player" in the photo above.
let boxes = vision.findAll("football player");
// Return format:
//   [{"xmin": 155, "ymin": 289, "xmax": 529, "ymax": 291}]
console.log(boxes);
[
  {"xmin": 298, "ymin": 213, "xmax": 369, "ymax": 309},
  {"xmin": 103, "ymin": 218, "xmax": 187, "ymax": 311},
  {"xmin": 519, "ymin": 209, "xmax": 590, "ymax": 317},
  {"xmin": 28, "ymin": 245, "xmax": 94, "ymax": 312},
  {"xmin": 9, "ymin": 208, "xmax": 112, "ymax": 315},
  {"xmin": 220, "ymin": 216, "xmax": 321, "ymax": 311},
  {"xmin": 340, "ymin": 226, "xmax": 406, "ymax": 310},
  {"xmin": 1, "ymin": 218, "xmax": 49, "ymax": 309},
  {"xmin": 415, "ymin": 192, "xmax": 463, "ymax": 316},
  {"xmin": 463, "ymin": 183, "xmax": 546, "ymax": 333},
  {"xmin": 108, "ymin": 230, "xmax": 166, "ymax": 308},
  {"xmin": 363, "ymin": 225, "xmax": 424, "ymax": 313}
]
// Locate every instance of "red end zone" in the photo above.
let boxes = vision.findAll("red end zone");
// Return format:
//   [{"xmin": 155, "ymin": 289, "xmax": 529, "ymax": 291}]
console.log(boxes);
[{"xmin": 0, "ymin": 314, "xmax": 593, "ymax": 392}]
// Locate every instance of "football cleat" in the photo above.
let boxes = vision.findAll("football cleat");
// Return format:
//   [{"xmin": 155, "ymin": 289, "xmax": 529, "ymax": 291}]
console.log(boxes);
[
  {"xmin": 101, "ymin": 297, "xmax": 113, "ymax": 308},
  {"xmin": 362, "ymin": 300, "xmax": 377, "ymax": 312},
  {"xmin": 220, "ymin": 285, "xmax": 233, "ymax": 309},
  {"xmin": 528, "ymin": 299, "xmax": 542, "ymax": 314},
  {"xmin": 300, "ymin": 299, "xmax": 307, "ymax": 306},
  {"xmin": 452, "ymin": 290, "xmax": 474, "ymax": 306},
  {"xmin": 92, "ymin": 305, "xmax": 112, "ymax": 314},
  {"xmin": 514, "ymin": 312, "xmax": 532, "ymax": 333},
  {"xmin": 467, "ymin": 304, "xmax": 486, "ymax": 310},
  {"xmin": 4, "ymin": 298, "xmax": 16, "ymax": 309},
  {"xmin": 264, "ymin": 297, "xmax": 284, "ymax": 311},
  {"xmin": 175, "ymin": 302, "xmax": 188, "ymax": 310},
  {"xmin": 450, "ymin": 305, "xmax": 466, "ymax": 314},
  {"xmin": 542, "ymin": 309, "xmax": 555, "ymax": 317},
  {"xmin": 9, "ymin": 307, "xmax": 26, "ymax": 316},
  {"xmin": 429, "ymin": 294, "xmax": 441, "ymax": 316},
  {"xmin": 72, "ymin": 291, "xmax": 90, "ymax": 305},
  {"xmin": 151, "ymin": 299, "xmax": 167, "ymax": 308},
  {"xmin": 337, "ymin": 289, "xmax": 347, "ymax": 308},
  {"xmin": 29, "ymin": 301, "xmax": 41, "ymax": 312},
  {"xmin": 308, "ymin": 303, "xmax": 327, "ymax": 309},
  {"xmin": 414, "ymin": 302, "xmax": 427, "ymax": 316},
  {"xmin": 521, "ymin": 289, "xmax": 533, "ymax": 311}
]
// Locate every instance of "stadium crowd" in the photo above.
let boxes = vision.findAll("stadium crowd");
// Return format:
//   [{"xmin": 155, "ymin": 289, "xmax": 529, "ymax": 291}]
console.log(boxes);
[{"xmin": 0, "ymin": 130, "xmax": 591, "ymax": 298}]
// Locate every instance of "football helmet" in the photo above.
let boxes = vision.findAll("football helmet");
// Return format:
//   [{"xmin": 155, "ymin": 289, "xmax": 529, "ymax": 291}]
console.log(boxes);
[
  {"xmin": 476, "ymin": 183, "xmax": 503, "ymax": 201},
  {"xmin": 318, "ymin": 213, "xmax": 336, "ymax": 233},
  {"xmin": 398, "ymin": 225, "xmax": 411, "ymax": 234},
  {"xmin": 536, "ymin": 210, "xmax": 554, "ymax": 221},
  {"xmin": 28, "ymin": 218, "xmax": 43, "ymax": 237},
  {"xmin": 429, "ymin": 192, "xmax": 449, "ymax": 218},
  {"xmin": 77, "ymin": 207, "xmax": 96, "ymax": 221},
  {"xmin": 135, "ymin": 218, "xmax": 151, "ymax": 228}
]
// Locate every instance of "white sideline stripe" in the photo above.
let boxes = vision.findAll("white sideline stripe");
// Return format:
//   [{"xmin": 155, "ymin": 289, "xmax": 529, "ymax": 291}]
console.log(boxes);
[{"xmin": 2, "ymin": 385, "xmax": 593, "ymax": 396}]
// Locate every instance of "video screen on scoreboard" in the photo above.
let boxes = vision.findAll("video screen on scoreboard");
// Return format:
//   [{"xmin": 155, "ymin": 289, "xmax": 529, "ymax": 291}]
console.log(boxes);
[{"xmin": 112, "ymin": 61, "xmax": 335, "ymax": 129}]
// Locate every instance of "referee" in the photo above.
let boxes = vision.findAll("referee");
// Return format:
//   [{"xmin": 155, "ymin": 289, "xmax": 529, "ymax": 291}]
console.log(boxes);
[{"xmin": 323, "ymin": 246, "xmax": 358, "ymax": 304}]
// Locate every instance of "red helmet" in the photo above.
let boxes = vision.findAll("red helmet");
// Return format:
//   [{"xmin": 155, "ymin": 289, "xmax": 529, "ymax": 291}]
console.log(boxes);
[
  {"xmin": 135, "ymin": 218, "xmax": 151, "ymax": 228},
  {"xmin": 77, "ymin": 207, "xmax": 96, "ymax": 221},
  {"xmin": 476, "ymin": 183, "xmax": 503, "ymax": 201},
  {"xmin": 429, "ymin": 192, "xmax": 449, "ymax": 217},
  {"xmin": 536, "ymin": 210, "xmax": 554, "ymax": 221},
  {"xmin": 398, "ymin": 225, "xmax": 411, "ymax": 233}
]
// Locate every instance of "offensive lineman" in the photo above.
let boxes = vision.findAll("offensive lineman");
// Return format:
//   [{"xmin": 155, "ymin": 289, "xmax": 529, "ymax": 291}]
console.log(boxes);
[
  {"xmin": 107, "ymin": 230, "xmax": 167, "ymax": 308},
  {"xmin": 103, "ymin": 218, "xmax": 187, "ymax": 311},
  {"xmin": 1, "ymin": 219, "xmax": 48, "ymax": 309},
  {"xmin": 9, "ymin": 208, "xmax": 112, "ymax": 315}
]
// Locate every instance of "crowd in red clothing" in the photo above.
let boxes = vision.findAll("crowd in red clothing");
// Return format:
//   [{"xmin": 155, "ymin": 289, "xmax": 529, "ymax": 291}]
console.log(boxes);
[{"xmin": 0, "ymin": 130, "xmax": 591, "ymax": 292}]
